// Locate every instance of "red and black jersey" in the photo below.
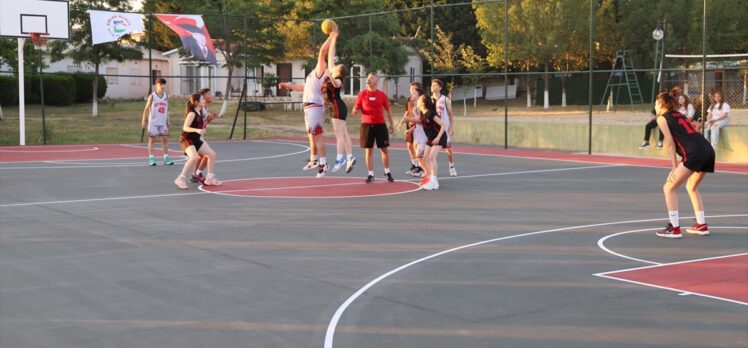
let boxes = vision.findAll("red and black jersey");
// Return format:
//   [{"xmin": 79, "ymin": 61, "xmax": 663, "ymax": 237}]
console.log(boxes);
[
  {"xmin": 322, "ymin": 78, "xmax": 347, "ymax": 120},
  {"xmin": 661, "ymin": 111, "xmax": 714, "ymax": 170},
  {"xmin": 421, "ymin": 109, "xmax": 441, "ymax": 140}
]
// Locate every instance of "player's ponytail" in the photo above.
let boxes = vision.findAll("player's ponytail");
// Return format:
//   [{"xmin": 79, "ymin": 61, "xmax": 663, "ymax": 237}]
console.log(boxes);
[
  {"xmin": 656, "ymin": 92, "xmax": 675, "ymax": 111},
  {"xmin": 185, "ymin": 93, "xmax": 202, "ymax": 117}
]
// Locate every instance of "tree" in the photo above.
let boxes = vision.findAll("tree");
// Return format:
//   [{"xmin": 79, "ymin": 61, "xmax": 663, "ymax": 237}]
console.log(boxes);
[{"xmin": 48, "ymin": 0, "xmax": 143, "ymax": 117}]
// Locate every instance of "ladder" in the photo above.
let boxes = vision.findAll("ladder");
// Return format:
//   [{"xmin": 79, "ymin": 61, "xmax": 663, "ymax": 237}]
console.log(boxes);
[{"xmin": 601, "ymin": 50, "xmax": 644, "ymax": 109}]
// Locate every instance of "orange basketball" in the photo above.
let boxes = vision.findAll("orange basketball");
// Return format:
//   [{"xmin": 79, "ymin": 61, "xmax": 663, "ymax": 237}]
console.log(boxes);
[{"xmin": 321, "ymin": 19, "xmax": 336, "ymax": 35}]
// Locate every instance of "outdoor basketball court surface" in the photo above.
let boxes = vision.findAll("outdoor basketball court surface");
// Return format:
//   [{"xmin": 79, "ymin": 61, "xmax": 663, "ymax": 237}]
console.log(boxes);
[{"xmin": 1, "ymin": 139, "xmax": 746, "ymax": 348}]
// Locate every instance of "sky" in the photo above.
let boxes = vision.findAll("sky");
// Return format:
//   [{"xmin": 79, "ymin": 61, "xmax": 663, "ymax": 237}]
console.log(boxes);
[{"xmin": 130, "ymin": 0, "xmax": 142, "ymax": 12}]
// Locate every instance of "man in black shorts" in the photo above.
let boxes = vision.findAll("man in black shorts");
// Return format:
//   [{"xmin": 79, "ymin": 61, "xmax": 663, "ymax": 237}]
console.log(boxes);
[{"xmin": 352, "ymin": 73, "xmax": 395, "ymax": 183}]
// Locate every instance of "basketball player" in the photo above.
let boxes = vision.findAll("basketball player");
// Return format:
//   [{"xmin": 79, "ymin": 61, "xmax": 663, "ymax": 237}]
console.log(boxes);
[
  {"xmin": 190, "ymin": 87, "xmax": 218, "ymax": 184},
  {"xmin": 654, "ymin": 89, "xmax": 715, "ymax": 239},
  {"xmin": 279, "ymin": 32, "xmax": 334, "ymax": 178},
  {"xmin": 141, "ymin": 78, "xmax": 174, "ymax": 166},
  {"xmin": 175, "ymin": 93, "xmax": 220, "ymax": 189},
  {"xmin": 431, "ymin": 79, "xmax": 457, "ymax": 176},
  {"xmin": 322, "ymin": 26, "xmax": 356, "ymax": 173}
]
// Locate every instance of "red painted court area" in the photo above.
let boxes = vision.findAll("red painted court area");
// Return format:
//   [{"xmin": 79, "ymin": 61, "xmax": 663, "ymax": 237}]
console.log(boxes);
[
  {"xmin": 0, "ymin": 144, "xmax": 182, "ymax": 163},
  {"xmin": 602, "ymin": 254, "xmax": 748, "ymax": 304},
  {"xmin": 201, "ymin": 177, "xmax": 420, "ymax": 198}
]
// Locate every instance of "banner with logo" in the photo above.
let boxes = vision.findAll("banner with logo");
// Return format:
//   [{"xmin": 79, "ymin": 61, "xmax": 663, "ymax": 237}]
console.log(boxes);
[
  {"xmin": 89, "ymin": 10, "xmax": 144, "ymax": 45},
  {"xmin": 155, "ymin": 14, "xmax": 217, "ymax": 65}
]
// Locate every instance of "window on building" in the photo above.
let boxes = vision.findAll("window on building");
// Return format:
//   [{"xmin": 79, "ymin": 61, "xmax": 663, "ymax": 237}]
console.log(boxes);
[
  {"xmin": 349, "ymin": 65, "xmax": 364, "ymax": 96},
  {"xmin": 151, "ymin": 69, "xmax": 161, "ymax": 85},
  {"xmin": 181, "ymin": 65, "xmax": 196, "ymax": 95},
  {"xmin": 410, "ymin": 67, "xmax": 415, "ymax": 83}
]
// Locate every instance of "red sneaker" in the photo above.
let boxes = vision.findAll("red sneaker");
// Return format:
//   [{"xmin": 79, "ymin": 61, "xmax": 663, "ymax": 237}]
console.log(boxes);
[
  {"xmin": 418, "ymin": 176, "xmax": 430, "ymax": 186},
  {"xmin": 656, "ymin": 223, "xmax": 682, "ymax": 239},
  {"xmin": 686, "ymin": 223, "xmax": 710, "ymax": 236}
]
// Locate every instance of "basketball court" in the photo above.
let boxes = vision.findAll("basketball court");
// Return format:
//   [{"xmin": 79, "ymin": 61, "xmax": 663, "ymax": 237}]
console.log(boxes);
[{"xmin": 1, "ymin": 139, "xmax": 746, "ymax": 348}]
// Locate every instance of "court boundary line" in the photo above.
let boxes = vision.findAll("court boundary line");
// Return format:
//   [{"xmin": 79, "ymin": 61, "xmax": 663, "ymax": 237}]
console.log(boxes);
[
  {"xmin": 1, "ymin": 164, "xmax": 624, "ymax": 207},
  {"xmin": 323, "ymin": 214, "xmax": 748, "ymax": 348},
  {"xmin": 0, "ymin": 140, "xmax": 310, "ymax": 169},
  {"xmin": 270, "ymin": 138, "xmax": 747, "ymax": 175}
]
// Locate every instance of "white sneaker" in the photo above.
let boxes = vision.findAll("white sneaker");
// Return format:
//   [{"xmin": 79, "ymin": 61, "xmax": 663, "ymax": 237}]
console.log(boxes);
[
  {"xmin": 345, "ymin": 157, "xmax": 357, "ymax": 174},
  {"xmin": 303, "ymin": 160, "xmax": 318, "ymax": 171},
  {"xmin": 204, "ymin": 177, "xmax": 222, "ymax": 186},
  {"xmin": 174, "ymin": 175, "xmax": 188, "ymax": 190},
  {"xmin": 422, "ymin": 179, "xmax": 434, "ymax": 190},
  {"xmin": 431, "ymin": 177, "xmax": 439, "ymax": 190},
  {"xmin": 332, "ymin": 159, "xmax": 345, "ymax": 173},
  {"xmin": 316, "ymin": 163, "xmax": 329, "ymax": 178},
  {"xmin": 449, "ymin": 166, "xmax": 457, "ymax": 177}
]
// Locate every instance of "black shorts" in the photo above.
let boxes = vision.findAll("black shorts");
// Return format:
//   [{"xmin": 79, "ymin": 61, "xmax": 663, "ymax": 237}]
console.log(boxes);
[
  {"xmin": 360, "ymin": 123, "xmax": 390, "ymax": 148},
  {"xmin": 683, "ymin": 147, "xmax": 715, "ymax": 173},
  {"xmin": 180, "ymin": 132, "xmax": 203, "ymax": 152},
  {"xmin": 328, "ymin": 100, "xmax": 348, "ymax": 121},
  {"xmin": 427, "ymin": 133, "xmax": 448, "ymax": 148}
]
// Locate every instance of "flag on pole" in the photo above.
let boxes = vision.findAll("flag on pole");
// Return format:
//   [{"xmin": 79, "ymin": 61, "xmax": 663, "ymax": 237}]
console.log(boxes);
[
  {"xmin": 155, "ymin": 14, "xmax": 217, "ymax": 65},
  {"xmin": 89, "ymin": 10, "xmax": 144, "ymax": 45}
]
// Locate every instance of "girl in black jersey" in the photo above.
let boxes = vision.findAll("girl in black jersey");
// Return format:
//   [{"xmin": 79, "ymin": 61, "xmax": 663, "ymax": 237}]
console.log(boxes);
[
  {"xmin": 321, "ymin": 27, "xmax": 355, "ymax": 174},
  {"xmin": 417, "ymin": 95, "xmax": 446, "ymax": 190},
  {"xmin": 655, "ymin": 90, "xmax": 715, "ymax": 238},
  {"xmin": 175, "ymin": 93, "xmax": 219, "ymax": 189}
]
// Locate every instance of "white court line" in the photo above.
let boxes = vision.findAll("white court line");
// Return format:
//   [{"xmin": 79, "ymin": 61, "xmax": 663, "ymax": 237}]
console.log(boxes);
[
  {"xmin": 199, "ymin": 177, "xmax": 421, "ymax": 199},
  {"xmin": 0, "ymin": 147, "xmax": 99, "ymax": 153},
  {"xmin": 323, "ymin": 214, "xmax": 748, "ymax": 348},
  {"xmin": 269, "ymin": 138, "xmax": 748, "ymax": 175},
  {"xmin": 0, "ymin": 141, "xmax": 310, "ymax": 170},
  {"xmin": 1, "ymin": 164, "xmax": 623, "ymax": 207},
  {"xmin": 597, "ymin": 226, "xmax": 748, "ymax": 265}
]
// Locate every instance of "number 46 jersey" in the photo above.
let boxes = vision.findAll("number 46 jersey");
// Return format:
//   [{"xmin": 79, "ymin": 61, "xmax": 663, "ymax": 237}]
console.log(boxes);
[{"xmin": 150, "ymin": 91, "xmax": 169, "ymax": 126}]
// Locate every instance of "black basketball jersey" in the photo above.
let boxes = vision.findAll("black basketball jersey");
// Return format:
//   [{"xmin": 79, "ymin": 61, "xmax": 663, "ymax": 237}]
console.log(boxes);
[
  {"xmin": 421, "ymin": 109, "xmax": 441, "ymax": 140},
  {"xmin": 661, "ymin": 111, "xmax": 711, "ymax": 162},
  {"xmin": 183, "ymin": 107, "xmax": 204, "ymax": 135}
]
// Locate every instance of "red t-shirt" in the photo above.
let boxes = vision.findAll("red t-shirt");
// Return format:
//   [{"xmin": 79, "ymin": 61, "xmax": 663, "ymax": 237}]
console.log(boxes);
[{"xmin": 354, "ymin": 89, "xmax": 390, "ymax": 124}]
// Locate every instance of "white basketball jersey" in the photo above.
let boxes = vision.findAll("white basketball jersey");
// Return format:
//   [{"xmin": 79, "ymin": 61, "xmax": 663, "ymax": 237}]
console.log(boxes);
[
  {"xmin": 303, "ymin": 69, "xmax": 328, "ymax": 105},
  {"xmin": 149, "ymin": 92, "xmax": 169, "ymax": 126},
  {"xmin": 434, "ymin": 95, "xmax": 450, "ymax": 128}
]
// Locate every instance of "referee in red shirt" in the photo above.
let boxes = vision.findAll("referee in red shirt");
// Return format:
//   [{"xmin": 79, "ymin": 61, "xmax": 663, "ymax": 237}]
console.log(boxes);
[{"xmin": 352, "ymin": 73, "xmax": 395, "ymax": 183}]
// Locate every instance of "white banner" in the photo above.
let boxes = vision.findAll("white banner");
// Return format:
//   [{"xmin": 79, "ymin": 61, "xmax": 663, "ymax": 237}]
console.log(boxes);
[{"xmin": 89, "ymin": 10, "xmax": 144, "ymax": 45}]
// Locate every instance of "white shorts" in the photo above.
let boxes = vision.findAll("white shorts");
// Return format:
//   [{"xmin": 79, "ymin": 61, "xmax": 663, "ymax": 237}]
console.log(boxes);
[
  {"xmin": 304, "ymin": 106, "xmax": 324, "ymax": 135},
  {"xmin": 148, "ymin": 124, "xmax": 169, "ymax": 137}
]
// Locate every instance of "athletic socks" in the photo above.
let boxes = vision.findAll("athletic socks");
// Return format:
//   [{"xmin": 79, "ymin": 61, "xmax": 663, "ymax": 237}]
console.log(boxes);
[
  {"xmin": 449, "ymin": 162, "xmax": 455, "ymax": 168},
  {"xmin": 336, "ymin": 154, "xmax": 344, "ymax": 161},
  {"xmin": 695, "ymin": 211, "xmax": 705, "ymax": 224},
  {"xmin": 668, "ymin": 211, "xmax": 679, "ymax": 227},
  {"xmin": 411, "ymin": 159, "xmax": 418, "ymax": 166},
  {"xmin": 368, "ymin": 170, "xmax": 374, "ymax": 176},
  {"xmin": 347, "ymin": 154, "xmax": 353, "ymax": 161},
  {"xmin": 384, "ymin": 168, "xmax": 390, "ymax": 174}
]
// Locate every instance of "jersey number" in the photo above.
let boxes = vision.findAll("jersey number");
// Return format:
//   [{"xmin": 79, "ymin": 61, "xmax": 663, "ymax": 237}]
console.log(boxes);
[
  {"xmin": 677, "ymin": 118, "xmax": 696, "ymax": 134},
  {"xmin": 157, "ymin": 106, "xmax": 166, "ymax": 113}
]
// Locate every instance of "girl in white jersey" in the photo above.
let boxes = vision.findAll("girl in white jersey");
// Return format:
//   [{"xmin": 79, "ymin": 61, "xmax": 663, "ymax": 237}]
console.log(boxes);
[
  {"xmin": 279, "ymin": 30, "xmax": 335, "ymax": 178},
  {"xmin": 398, "ymin": 83, "xmax": 427, "ymax": 178},
  {"xmin": 141, "ymin": 78, "xmax": 173, "ymax": 166},
  {"xmin": 430, "ymin": 79, "xmax": 457, "ymax": 176}
]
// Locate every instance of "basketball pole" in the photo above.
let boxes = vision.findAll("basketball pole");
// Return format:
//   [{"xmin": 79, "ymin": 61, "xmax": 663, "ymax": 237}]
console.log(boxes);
[{"xmin": 18, "ymin": 38, "xmax": 26, "ymax": 146}]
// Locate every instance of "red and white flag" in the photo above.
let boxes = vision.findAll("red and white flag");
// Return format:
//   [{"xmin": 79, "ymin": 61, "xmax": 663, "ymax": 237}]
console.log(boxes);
[{"xmin": 155, "ymin": 14, "xmax": 217, "ymax": 65}]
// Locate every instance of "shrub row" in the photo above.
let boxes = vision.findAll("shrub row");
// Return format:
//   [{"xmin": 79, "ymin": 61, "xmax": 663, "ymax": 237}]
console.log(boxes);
[{"xmin": 0, "ymin": 73, "xmax": 107, "ymax": 106}]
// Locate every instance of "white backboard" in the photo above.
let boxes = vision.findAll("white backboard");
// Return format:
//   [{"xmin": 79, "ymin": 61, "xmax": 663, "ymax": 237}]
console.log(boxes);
[{"xmin": 0, "ymin": 0, "xmax": 69, "ymax": 39}]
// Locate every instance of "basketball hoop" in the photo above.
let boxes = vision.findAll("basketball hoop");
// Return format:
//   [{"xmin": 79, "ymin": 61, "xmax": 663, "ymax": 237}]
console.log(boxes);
[{"xmin": 30, "ymin": 32, "xmax": 48, "ymax": 47}]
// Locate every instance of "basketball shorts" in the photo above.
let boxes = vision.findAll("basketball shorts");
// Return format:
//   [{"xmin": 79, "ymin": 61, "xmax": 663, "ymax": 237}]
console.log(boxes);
[
  {"xmin": 148, "ymin": 124, "xmax": 169, "ymax": 137},
  {"xmin": 360, "ymin": 123, "xmax": 390, "ymax": 149},
  {"xmin": 305, "ymin": 106, "xmax": 325, "ymax": 135}
]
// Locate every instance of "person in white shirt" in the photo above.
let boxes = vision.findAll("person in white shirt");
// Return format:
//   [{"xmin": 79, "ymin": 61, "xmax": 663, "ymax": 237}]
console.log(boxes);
[
  {"xmin": 704, "ymin": 91, "xmax": 730, "ymax": 148},
  {"xmin": 141, "ymin": 78, "xmax": 173, "ymax": 166}
]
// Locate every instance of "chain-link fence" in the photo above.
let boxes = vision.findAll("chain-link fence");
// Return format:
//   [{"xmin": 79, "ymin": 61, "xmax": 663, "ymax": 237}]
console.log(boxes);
[{"xmin": 1, "ymin": 0, "xmax": 745, "ymax": 161}]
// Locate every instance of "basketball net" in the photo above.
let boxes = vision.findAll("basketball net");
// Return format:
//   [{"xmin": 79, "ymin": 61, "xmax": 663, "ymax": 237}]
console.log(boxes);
[{"xmin": 30, "ymin": 32, "xmax": 48, "ymax": 47}]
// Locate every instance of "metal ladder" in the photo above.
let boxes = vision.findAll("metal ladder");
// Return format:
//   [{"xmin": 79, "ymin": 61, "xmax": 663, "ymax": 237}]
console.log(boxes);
[{"xmin": 601, "ymin": 50, "xmax": 644, "ymax": 109}]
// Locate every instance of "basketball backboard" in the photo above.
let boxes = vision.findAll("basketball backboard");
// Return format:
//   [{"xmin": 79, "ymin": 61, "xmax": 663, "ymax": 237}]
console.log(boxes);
[{"xmin": 0, "ymin": 0, "xmax": 69, "ymax": 39}]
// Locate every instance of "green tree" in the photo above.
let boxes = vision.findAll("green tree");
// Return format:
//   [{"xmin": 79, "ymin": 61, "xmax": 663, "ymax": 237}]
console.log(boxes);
[{"xmin": 48, "ymin": 0, "xmax": 143, "ymax": 117}]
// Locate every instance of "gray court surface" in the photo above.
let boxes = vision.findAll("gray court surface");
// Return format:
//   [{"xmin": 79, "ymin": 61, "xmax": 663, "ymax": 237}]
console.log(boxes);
[{"xmin": 1, "ymin": 139, "xmax": 747, "ymax": 348}]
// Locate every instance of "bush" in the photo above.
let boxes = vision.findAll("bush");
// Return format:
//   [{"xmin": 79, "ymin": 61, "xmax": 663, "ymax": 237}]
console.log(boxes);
[
  {"xmin": 69, "ymin": 73, "xmax": 107, "ymax": 102},
  {"xmin": 29, "ymin": 74, "xmax": 76, "ymax": 106},
  {"xmin": 0, "ymin": 76, "xmax": 19, "ymax": 105}
]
